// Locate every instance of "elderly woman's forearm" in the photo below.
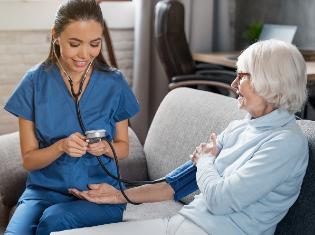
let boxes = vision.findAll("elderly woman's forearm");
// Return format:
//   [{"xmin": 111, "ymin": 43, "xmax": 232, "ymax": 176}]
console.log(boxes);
[{"xmin": 121, "ymin": 182, "xmax": 174, "ymax": 203}]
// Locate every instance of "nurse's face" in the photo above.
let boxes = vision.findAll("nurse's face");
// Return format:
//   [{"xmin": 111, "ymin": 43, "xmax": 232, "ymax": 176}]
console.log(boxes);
[{"xmin": 56, "ymin": 20, "xmax": 102, "ymax": 75}]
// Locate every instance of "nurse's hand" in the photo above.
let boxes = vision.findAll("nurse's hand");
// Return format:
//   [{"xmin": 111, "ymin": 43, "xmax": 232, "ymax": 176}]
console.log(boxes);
[
  {"xmin": 69, "ymin": 183, "xmax": 124, "ymax": 204},
  {"xmin": 60, "ymin": 132, "xmax": 87, "ymax": 157},
  {"xmin": 87, "ymin": 140, "xmax": 110, "ymax": 157}
]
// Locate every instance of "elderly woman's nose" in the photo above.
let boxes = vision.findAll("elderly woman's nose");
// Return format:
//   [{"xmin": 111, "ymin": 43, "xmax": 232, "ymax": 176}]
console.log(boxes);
[{"xmin": 231, "ymin": 78, "xmax": 238, "ymax": 89}]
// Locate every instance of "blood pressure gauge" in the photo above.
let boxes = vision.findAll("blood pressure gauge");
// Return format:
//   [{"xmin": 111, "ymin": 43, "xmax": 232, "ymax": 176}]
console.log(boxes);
[{"xmin": 85, "ymin": 129, "xmax": 106, "ymax": 144}]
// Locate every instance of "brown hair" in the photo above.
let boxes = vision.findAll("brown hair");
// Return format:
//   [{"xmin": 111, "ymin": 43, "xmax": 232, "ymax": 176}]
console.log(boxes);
[{"xmin": 45, "ymin": 0, "xmax": 110, "ymax": 69}]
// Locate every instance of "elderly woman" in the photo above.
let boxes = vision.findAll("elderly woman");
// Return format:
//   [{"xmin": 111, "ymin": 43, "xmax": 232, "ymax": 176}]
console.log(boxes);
[{"xmin": 66, "ymin": 39, "xmax": 309, "ymax": 235}]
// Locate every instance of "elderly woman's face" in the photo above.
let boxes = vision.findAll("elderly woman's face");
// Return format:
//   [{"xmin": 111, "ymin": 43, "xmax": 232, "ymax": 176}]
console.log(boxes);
[{"xmin": 231, "ymin": 73, "xmax": 274, "ymax": 118}]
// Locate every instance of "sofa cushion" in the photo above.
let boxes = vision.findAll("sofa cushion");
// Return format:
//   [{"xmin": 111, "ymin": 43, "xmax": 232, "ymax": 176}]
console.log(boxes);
[
  {"xmin": 51, "ymin": 202, "xmax": 184, "ymax": 235},
  {"xmin": 123, "ymin": 201, "xmax": 183, "ymax": 221},
  {"xmin": 118, "ymin": 128, "xmax": 148, "ymax": 182}
]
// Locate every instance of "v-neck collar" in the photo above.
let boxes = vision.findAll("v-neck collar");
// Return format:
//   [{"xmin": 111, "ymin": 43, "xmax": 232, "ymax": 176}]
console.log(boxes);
[{"xmin": 51, "ymin": 63, "xmax": 96, "ymax": 108}]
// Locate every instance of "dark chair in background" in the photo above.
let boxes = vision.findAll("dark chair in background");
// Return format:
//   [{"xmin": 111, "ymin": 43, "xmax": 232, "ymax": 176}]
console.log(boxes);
[{"xmin": 154, "ymin": 0, "xmax": 237, "ymax": 97}]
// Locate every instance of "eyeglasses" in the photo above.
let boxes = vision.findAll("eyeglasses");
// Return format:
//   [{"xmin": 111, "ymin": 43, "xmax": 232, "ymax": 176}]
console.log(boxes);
[
  {"xmin": 236, "ymin": 72, "xmax": 251, "ymax": 81},
  {"xmin": 231, "ymin": 72, "xmax": 251, "ymax": 90}
]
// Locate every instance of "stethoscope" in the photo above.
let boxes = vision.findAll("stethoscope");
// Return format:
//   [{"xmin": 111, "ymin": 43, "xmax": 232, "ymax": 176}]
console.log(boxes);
[{"xmin": 53, "ymin": 40, "xmax": 165, "ymax": 205}]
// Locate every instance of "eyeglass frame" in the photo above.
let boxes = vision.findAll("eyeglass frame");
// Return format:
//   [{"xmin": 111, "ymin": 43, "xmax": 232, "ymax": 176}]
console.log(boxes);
[
  {"xmin": 231, "ymin": 72, "xmax": 251, "ymax": 90},
  {"xmin": 236, "ymin": 72, "xmax": 251, "ymax": 81}
]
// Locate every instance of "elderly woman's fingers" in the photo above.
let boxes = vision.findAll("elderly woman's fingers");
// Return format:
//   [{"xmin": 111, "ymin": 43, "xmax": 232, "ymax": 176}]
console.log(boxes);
[
  {"xmin": 200, "ymin": 143, "xmax": 207, "ymax": 148},
  {"xmin": 196, "ymin": 145, "xmax": 202, "ymax": 153},
  {"xmin": 191, "ymin": 136, "xmax": 219, "ymax": 163},
  {"xmin": 211, "ymin": 133, "xmax": 218, "ymax": 155},
  {"xmin": 210, "ymin": 133, "xmax": 217, "ymax": 145},
  {"xmin": 197, "ymin": 142, "xmax": 212, "ymax": 154},
  {"xmin": 190, "ymin": 154, "xmax": 197, "ymax": 164}
]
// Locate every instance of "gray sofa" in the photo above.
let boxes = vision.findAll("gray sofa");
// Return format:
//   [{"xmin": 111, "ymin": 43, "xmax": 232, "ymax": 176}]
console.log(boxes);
[{"xmin": 0, "ymin": 88, "xmax": 314, "ymax": 234}]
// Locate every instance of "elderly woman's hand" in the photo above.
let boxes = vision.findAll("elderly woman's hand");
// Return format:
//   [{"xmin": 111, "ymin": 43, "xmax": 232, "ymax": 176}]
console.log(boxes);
[
  {"xmin": 190, "ymin": 133, "xmax": 218, "ymax": 164},
  {"xmin": 69, "ymin": 183, "xmax": 124, "ymax": 204}
]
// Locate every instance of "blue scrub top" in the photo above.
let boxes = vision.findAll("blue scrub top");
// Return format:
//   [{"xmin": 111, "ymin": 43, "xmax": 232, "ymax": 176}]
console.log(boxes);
[{"xmin": 4, "ymin": 62, "xmax": 140, "ymax": 200}]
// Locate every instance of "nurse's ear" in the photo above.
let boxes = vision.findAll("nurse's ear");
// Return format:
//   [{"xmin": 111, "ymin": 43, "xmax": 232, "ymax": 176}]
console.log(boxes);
[
  {"xmin": 53, "ymin": 38, "xmax": 59, "ymax": 45},
  {"xmin": 51, "ymin": 26, "xmax": 59, "ymax": 45}
]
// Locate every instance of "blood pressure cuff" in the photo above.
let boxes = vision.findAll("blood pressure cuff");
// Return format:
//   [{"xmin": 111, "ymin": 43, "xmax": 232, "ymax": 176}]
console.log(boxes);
[{"xmin": 165, "ymin": 160, "xmax": 198, "ymax": 201}]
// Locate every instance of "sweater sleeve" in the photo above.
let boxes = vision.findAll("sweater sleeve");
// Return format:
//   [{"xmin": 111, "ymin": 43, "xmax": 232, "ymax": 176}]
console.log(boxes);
[{"xmin": 196, "ymin": 132, "xmax": 308, "ymax": 215}]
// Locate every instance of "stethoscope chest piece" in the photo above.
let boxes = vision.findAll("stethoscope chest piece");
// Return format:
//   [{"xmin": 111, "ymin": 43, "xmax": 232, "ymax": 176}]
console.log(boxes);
[{"xmin": 85, "ymin": 129, "xmax": 106, "ymax": 144}]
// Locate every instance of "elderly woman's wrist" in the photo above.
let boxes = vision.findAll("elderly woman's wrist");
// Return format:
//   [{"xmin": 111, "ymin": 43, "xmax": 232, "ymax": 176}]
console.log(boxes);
[{"xmin": 196, "ymin": 154, "xmax": 215, "ymax": 168}]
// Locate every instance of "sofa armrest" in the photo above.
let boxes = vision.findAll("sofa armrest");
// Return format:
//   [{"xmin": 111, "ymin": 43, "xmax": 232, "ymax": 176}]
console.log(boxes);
[
  {"xmin": 118, "ymin": 128, "xmax": 149, "ymax": 182},
  {"xmin": 0, "ymin": 132, "xmax": 27, "ymax": 231}
]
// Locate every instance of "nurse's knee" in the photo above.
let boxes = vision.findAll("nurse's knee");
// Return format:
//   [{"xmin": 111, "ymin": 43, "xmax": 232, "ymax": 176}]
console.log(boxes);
[{"xmin": 36, "ymin": 205, "xmax": 76, "ymax": 235}]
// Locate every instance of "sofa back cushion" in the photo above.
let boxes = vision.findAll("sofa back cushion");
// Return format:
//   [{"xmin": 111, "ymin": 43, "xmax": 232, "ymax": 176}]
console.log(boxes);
[{"xmin": 144, "ymin": 88, "xmax": 245, "ymax": 180}]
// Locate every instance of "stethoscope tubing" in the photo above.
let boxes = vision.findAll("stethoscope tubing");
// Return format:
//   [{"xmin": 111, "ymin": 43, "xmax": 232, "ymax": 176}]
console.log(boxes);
[{"xmin": 52, "ymin": 40, "xmax": 165, "ymax": 205}]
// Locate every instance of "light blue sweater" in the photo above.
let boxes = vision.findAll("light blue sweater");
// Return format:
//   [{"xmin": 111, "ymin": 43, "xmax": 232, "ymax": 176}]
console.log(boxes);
[{"xmin": 179, "ymin": 109, "xmax": 308, "ymax": 235}]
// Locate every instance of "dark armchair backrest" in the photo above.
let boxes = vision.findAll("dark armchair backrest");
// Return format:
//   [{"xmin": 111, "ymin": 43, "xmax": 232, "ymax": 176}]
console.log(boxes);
[{"xmin": 154, "ymin": 0, "xmax": 195, "ymax": 81}]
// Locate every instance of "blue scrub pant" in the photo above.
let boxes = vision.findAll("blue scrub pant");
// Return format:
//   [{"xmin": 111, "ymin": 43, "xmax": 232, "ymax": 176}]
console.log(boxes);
[
  {"xmin": 5, "ymin": 194, "xmax": 124, "ymax": 235},
  {"xmin": 165, "ymin": 160, "xmax": 198, "ymax": 201}
]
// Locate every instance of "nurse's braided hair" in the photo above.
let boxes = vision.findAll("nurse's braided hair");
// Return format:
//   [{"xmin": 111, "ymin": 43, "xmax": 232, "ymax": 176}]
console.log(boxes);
[{"xmin": 46, "ymin": 0, "xmax": 110, "ymax": 68}]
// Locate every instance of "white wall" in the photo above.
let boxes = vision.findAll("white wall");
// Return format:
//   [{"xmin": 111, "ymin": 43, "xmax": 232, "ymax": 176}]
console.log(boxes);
[
  {"xmin": 180, "ymin": 0, "xmax": 235, "ymax": 53},
  {"xmin": 0, "ymin": 1, "xmax": 134, "ymax": 30},
  {"xmin": 179, "ymin": 0, "xmax": 215, "ymax": 53}
]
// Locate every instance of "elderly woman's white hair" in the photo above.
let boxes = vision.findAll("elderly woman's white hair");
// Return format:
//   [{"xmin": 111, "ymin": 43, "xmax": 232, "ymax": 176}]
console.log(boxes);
[{"xmin": 236, "ymin": 39, "xmax": 307, "ymax": 114}]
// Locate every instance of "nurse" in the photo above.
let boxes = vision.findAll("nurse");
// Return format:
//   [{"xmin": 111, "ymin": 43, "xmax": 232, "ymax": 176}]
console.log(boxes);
[{"xmin": 4, "ymin": 0, "xmax": 139, "ymax": 234}]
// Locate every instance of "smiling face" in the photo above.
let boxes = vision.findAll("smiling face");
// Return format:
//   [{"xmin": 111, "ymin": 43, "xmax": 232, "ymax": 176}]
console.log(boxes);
[
  {"xmin": 54, "ymin": 19, "xmax": 103, "ymax": 76},
  {"xmin": 231, "ymin": 73, "xmax": 274, "ymax": 118}
]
